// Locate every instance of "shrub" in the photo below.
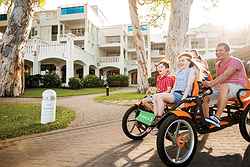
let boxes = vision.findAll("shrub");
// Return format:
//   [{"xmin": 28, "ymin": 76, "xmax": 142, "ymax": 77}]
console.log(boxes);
[
  {"xmin": 207, "ymin": 59, "xmax": 216, "ymax": 79},
  {"xmin": 107, "ymin": 75, "xmax": 129, "ymax": 87},
  {"xmin": 25, "ymin": 74, "xmax": 43, "ymax": 88},
  {"xmin": 68, "ymin": 77, "xmax": 82, "ymax": 89},
  {"xmin": 43, "ymin": 73, "xmax": 61, "ymax": 88},
  {"xmin": 82, "ymin": 75, "xmax": 103, "ymax": 88},
  {"xmin": 148, "ymin": 76, "xmax": 156, "ymax": 86}
]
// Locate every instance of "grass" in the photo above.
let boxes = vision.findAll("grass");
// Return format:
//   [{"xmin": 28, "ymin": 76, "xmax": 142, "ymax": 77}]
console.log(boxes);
[
  {"xmin": 22, "ymin": 87, "xmax": 117, "ymax": 98},
  {"xmin": 0, "ymin": 103, "xmax": 75, "ymax": 140},
  {"xmin": 95, "ymin": 92, "xmax": 145, "ymax": 102}
]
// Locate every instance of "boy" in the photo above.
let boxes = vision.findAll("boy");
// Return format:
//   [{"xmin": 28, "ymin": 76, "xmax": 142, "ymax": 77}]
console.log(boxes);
[{"xmin": 140, "ymin": 59, "xmax": 175, "ymax": 111}]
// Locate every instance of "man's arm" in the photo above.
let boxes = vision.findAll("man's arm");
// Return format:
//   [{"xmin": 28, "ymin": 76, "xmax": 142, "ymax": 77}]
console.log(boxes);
[{"xmin": 209, "ymin": 67, "xmax": 237, "ymax": 87}]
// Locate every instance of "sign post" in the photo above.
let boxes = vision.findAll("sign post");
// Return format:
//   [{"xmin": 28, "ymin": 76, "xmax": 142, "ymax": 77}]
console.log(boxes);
[{"xmin": 41, "ymin": 89, "xmax": 57, "ymax": 124}]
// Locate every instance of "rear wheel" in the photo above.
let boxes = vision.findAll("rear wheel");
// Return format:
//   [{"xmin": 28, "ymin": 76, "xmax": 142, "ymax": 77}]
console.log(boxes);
[
  {"xmin": 157, "ymin": 115, "xmax": 197, "ymax": 167},
  {"xmin": 122, "ymin": 105, "xmax": 149, "ymax": 140},
  {"xmin": 239, "ymin": 108, "xmax": 250, "ymax": 142}
]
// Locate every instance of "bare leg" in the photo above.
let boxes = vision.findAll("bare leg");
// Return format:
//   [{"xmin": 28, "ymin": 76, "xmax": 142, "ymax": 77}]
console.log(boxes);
[
  {"xmin": 141, "ymin": 98, "xmax": 153, "ymax": 111},
  {"xmin": 216, "ymin": 84, "xmax": 229, "ymax": 118},
  {"xmin": 153, "ymin": 94, "xmax": 164, "ymax": 117},
  {"xmin": 153, "ymin": 93, "xmax": 175, "ymax": 117},
  {"xmin": 202, "ymin": 96, "xmax": 210, "ymax": 118}
]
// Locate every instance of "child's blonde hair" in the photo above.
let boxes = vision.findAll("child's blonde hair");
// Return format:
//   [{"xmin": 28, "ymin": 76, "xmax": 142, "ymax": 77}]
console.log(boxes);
[{"xmin": 177, "ymin": 52, "xmax": 208, "ymax": 81}]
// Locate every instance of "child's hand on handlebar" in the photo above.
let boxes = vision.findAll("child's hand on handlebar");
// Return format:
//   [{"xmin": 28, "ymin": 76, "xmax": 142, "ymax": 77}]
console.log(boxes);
[
  {"xmin": 146, "ymin": 88, "xmax": 152, "ymax": 95},
  {"xmin": 203, "ymin": 81, "xmax": 212, "ymax": 87}
]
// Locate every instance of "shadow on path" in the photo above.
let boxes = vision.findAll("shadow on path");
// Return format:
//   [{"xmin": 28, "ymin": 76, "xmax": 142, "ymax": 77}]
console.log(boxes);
[
  {"xmin": 78, "ymin": 134, "xmax": 250, "ymax": 167},
  {"xmin": 192, "ymin": 144, "xmax": 250, "ymax": 167}
]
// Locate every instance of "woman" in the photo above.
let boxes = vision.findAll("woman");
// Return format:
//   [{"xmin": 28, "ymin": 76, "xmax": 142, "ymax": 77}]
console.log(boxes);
[
  {"xmin": 153, "ymin": 52, "xmax": 200, "ymax": 118},
  {"xmin": 191, "ymin": 49, "xmax": 209, "ymax": 70},
  {"xmin": 191, "ymin": 49, "xmax": 212, "ymax": 81}
]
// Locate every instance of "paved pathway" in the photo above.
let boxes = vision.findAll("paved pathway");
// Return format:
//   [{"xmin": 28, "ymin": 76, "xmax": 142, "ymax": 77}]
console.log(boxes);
[{"xmin": 0, "ymin": 89, "xmax": 250, "ymax": 167}]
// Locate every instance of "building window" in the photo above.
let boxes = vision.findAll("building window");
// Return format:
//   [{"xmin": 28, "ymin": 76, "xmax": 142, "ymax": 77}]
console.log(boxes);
[
  {"xmin": 61, "ymin": 6, "xmax": 84, "ymax": 15},
  {"xmin": 74, "ymin": 40, "xmax": 84, "ymax": 50},
  {"xmin": 128, "ymin": 24, "xmax": 148, "ymax": 32},
  {"xmin": 41, "ymin": 64, "xmax": 56, "ymax": 73},
  {"xmin": 106, "ymin": 36, "xmax": 120, "ymax": 43},
  {"xmin": 51, "ymin": 25, "xmax": 58, "ymax": 41},
  {"xmin": 70, "ymin": 28, "xmax": 84, "ymax": 36},
  {"xmin": 29, "ymin": 27, "xmax": 38, "ymax": 39},
  {"xmin": 0, "ymin": 14, "xmax": 7, "ymax": 21}
]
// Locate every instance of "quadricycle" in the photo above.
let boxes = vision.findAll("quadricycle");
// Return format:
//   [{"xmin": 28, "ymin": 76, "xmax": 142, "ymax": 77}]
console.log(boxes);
[{"xmin": 122, "ymin": 81, "xmax": 250, "ymax": 167}]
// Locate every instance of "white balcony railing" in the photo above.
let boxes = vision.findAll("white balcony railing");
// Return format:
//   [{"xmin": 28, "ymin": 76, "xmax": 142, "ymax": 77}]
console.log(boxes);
[
  {"xmin": 98, "ymin": 56, "xmax": 120, "ymax": 63},
  {"xmin": 24, "ymin": 38, "xmax": 95, "ymax": 65},
  {"xmin": 65, "ymin": 29, "xmax": 84, "ymax": 37}
]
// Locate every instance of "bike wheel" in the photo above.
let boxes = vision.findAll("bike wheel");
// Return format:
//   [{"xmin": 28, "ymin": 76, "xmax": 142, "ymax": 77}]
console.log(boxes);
[
  {"xmin": 157, "ymin": 115, "xmax": 197, "ymax": 167},
  {"xmin": 239, "ymin": 108, "xmax": 250, "ymax": 142},
  {"xmin": 122, "ymin": 105, "xmax": 149, "ymax": 140}
]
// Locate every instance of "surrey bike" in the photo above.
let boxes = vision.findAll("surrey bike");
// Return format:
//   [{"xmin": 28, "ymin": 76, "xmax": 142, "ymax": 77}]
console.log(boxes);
[{"xmin": 122, "ymin": 80, "xmax": 250, "ymax": 167}]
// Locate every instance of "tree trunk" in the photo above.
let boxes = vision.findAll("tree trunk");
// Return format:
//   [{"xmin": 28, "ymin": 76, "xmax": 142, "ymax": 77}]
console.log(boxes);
[
  {"xmin": 0, "ymin": 0, "xmax": 34, "ymax": 96},
  {"xmin": 128, "ymin": 0, "xmax": 149, "ymax": 93},
  {"xmin": 165, "ymin": 0, "xmax": 193, "ymax": 72}
]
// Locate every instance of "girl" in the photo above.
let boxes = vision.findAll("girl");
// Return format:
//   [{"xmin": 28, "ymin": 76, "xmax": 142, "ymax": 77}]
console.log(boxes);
[{"xmin": 153, "ymin": 52, "xmax": 200, "ymax": 117}]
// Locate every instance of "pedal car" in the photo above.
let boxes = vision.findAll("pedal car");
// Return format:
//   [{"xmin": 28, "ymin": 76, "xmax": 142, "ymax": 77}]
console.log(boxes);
[{"xmin": 122, "ymin": 81, "xmax": 250, "ymax": 167}]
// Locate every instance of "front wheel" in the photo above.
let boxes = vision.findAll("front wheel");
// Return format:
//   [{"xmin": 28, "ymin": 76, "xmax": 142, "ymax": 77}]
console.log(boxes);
[
  {"xmin": 157, "ymin": 115, "xmax": 197, "ymax": 167},
  {"xmin": 122, "ymin": 105, "xmax": 149, "ymax": 140},
  {"xmin": 239, "ymin": 108, "xmax": 250, "ymax": 142}
]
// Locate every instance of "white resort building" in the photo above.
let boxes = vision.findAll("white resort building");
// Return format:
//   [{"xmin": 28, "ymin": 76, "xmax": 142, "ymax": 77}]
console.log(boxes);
[{"xmin": 0, "ymin": 3, "xmax": 249, "ymax": 86}]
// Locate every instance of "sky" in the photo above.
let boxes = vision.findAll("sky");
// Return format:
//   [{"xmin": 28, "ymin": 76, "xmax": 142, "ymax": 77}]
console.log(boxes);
[{"xmin": 42, "ymin": 0, "xmax": 250, "ymax": 31}]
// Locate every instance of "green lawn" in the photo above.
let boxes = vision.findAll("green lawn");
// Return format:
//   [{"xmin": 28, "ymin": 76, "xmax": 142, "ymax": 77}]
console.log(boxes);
[
  {"xmin": 0, "ymin": 103, "xmax": 75, "ymax": 140},
  {"xmin": 95, "ymin": 92, "xmax": 145, "ymax": 102},
  {"xmin": 22, "ymin": 88, "xmax": 116, "ymax": 98}
]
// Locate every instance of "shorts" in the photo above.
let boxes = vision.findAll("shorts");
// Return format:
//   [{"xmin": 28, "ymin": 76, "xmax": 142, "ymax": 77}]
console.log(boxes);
[
  {"xmin": 209, "ymin": 83, "xmax": 244, "ymax": 105},
  {"xmin": 171, "ymin": 91, "xmax": 183, "ymax": 104}
]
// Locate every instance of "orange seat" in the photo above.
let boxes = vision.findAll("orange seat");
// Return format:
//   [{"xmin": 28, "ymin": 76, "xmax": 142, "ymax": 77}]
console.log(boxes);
[
  {"xmin": 226, "ymin": 79, "xmax": 250, "ymax": 109},
  {"xmin": 239, "ymin": 79, "xmax": 250, "ymax": 109}
]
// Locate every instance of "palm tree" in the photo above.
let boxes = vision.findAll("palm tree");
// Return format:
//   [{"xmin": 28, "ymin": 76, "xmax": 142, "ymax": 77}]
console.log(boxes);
[{"xmin": 0, "ymin": 0, "xmax": 44, "ymax": 96}]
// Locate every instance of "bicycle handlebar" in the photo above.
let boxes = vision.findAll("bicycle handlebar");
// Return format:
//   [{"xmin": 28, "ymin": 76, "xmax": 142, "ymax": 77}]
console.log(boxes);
[{"xmin": 202, "ymin": 87, "xmax": 213, "ymax": 97}]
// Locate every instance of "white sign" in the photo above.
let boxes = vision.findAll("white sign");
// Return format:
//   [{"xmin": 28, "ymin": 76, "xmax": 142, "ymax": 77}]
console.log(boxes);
[{"xmin": 41, "ymin": 89, "xmax": 56, "ymax": 124}]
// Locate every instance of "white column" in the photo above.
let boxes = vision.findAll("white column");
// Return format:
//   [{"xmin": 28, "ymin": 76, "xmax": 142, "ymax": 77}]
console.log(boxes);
[
  {"xmin": 56, "ymin": 65, "xmax": 62, "ymax": 78},
  {"xmin": 57, "ymin": 23, "xmax": 60, "ymax": 41},
  {"xmin": 66, "ymin": 60, "xmax": 74, "ymax": 86},
  {"xmin": 32, "ymin": 58, "xmax": 40, "ymax": 75},
  {"xmin": 119, "ymin": 34, "xmax": 125, "ymax": 75},
  {"xmin": 95, "ymin": 68, "xmax": 100, "ymax": 77},
  {"xmin": 32, "ymin": 39, "xmax": 40, "ymax": 75},
  {"xmin": 84, "ymin": 65, "xmax": 89, "ymax": 77}
]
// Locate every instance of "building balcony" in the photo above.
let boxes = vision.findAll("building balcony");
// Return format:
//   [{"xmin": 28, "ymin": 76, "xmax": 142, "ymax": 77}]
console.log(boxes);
[
  {"xmin": 24, "ymin": 38, "xmax": 95, "ymax": 65},
  {"xmin": 59, "ymin": 5, "xmax": 86, "ymax": 21},
  {"xmin": 98, "ymin": 56, "xmax": 120, "ymax": 63},
  {"xmin": 99, "ymin": 42, "xmax": 120, "ymax": 48},
  {"xmin": 59, "ymin": 33, "xmax": 85, "ymax": 42},
  {"xmin": 99, "ymin": 36, "xmax": 121, "ymax": 48},
  {"xmin": 151, "ymin": 50, "xmax": 165, "ymax": 57},
  {"xmin": 65, "ymin": 29, "xmax": 85, "ymax": 37}
]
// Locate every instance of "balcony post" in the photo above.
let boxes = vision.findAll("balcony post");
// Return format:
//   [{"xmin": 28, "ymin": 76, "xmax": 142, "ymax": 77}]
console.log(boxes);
[
  {"xmin": 83, "ymin": 65, "xmax": 89, "ymax": 77},
  {"xmin": 66, "ymin": 60, "xmax": 74, "ymax": 86}
]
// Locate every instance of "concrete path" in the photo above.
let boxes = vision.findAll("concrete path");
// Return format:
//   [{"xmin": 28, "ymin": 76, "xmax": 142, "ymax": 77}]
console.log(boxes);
[{"xmin": 0, "ymin": 88, "xmax": 250, "ymax": 167}]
